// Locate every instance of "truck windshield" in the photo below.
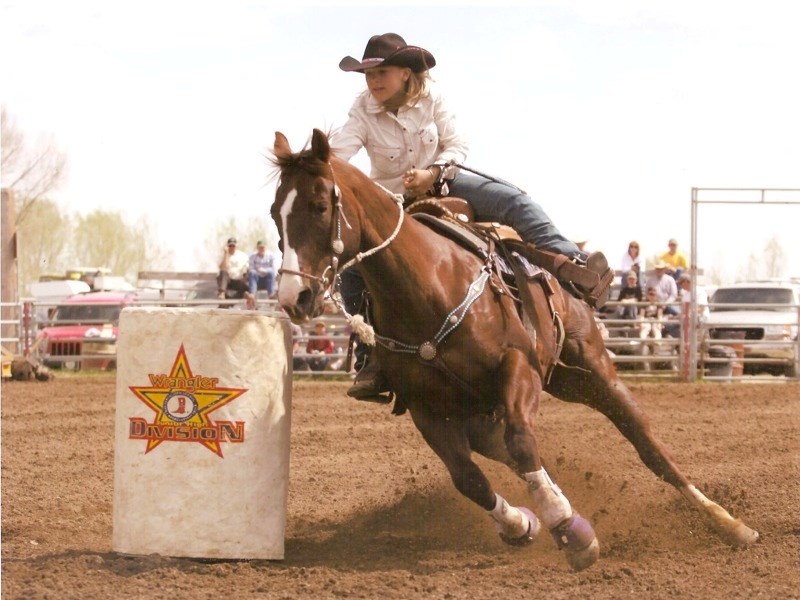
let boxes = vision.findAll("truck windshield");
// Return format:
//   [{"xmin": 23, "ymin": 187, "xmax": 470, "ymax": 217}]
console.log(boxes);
[
  {"xmin": 710, "ymin": 288, "xmax": 795, "ymax": 312},
  {"xmin": 52, "ymin": 304, "xmax": 122, "ymax": 323}
]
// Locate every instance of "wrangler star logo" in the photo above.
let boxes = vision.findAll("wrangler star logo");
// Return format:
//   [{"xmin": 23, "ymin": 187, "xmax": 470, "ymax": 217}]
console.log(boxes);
[{"xmin": 128, "ymin": 344, "xmax": 248, "ymax": 457}]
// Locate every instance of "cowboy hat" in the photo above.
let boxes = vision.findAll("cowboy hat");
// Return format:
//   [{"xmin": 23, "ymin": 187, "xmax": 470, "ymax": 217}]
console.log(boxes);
[{"xmin": 339, "ymin": 33, "xmax": 436, "ymax": 73}]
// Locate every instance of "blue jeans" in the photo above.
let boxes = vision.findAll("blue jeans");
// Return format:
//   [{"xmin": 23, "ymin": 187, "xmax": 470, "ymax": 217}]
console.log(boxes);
[
  {"xmin": 248, "ymin": 271, "xmax": 275, "ymax": 296},
  {"xmin": 340, "ymin": 268, "xmax": 369, "ymax": 368},
  {"xmin": 448, "ymin": 171, "xmax": 579, "ymax": 255}
]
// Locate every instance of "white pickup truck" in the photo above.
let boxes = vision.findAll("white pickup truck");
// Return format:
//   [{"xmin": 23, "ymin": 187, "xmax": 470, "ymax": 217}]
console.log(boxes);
[{"xmin": 702, "ymin": 282, "xmax": 800, "ymax": 377}]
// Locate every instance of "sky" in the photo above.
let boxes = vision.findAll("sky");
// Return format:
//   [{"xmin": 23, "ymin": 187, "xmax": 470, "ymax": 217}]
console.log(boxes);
[{"xmin": 2, "ymin": 0, "xmax": 800, "ymax": 281}]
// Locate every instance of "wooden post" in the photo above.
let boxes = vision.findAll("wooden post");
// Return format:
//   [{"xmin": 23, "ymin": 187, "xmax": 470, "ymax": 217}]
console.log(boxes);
[{"xmin": 1, "ymin": 188, "xmax": 19, "ymax": 354}]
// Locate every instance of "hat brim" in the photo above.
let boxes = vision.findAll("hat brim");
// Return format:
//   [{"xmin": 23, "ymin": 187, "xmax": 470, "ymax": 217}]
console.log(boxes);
[{"xmin": 339, "ymin": 46, "xmax": 436, "ymax": 73}]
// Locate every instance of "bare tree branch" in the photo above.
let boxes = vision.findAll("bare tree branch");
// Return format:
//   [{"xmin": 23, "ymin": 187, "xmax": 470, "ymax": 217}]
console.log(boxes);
[{"xmin": 1, "ymin": 107, "xmax": 68, "ymax": 225}]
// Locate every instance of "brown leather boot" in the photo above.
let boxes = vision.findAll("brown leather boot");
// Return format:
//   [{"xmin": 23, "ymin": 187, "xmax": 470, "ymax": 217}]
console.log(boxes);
[
  {"xmin": 553, "ymin": 251, "xmax": 614, "ymax": 309},
  {"xmin": 347, "ymin": 352, "xmax": 391, "ymax": 402}
]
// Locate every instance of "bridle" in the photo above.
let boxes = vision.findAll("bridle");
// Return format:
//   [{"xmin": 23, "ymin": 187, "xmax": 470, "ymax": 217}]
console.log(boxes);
[{"xmin": 277, "ymin": 161, "xmax": 405, "ymax": 313}]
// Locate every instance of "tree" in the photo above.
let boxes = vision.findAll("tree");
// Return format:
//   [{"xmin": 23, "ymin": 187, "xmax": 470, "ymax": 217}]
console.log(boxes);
[
  {"xmin": 763, "ymin": 235, "xmax": 786, "ymax": 280},
  {"xmin": 1, "ymin": 107, "xmax": 68, "ymax": 224},
  {"xmin": 15, "ymin": 198, "xmax": 75, "ymax": 287},
  {"xmin": 741, "ymin": 235, "xmax": 787, "ymax": 282},
  {"xmin": 73, "ymin": 210, "xmax": 173, "ymax": 281}
]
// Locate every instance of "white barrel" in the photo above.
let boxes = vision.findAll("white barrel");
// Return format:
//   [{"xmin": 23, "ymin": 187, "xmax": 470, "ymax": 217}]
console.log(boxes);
[{"xmin": 112, "ymin": 307, "xmax": 292, "ymax": 559}]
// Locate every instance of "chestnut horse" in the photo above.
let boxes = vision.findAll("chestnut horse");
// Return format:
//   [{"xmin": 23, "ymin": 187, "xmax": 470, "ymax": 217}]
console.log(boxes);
[{"xmin": 271, "ymin": 129, "xmax": 758, "ymax": 571}]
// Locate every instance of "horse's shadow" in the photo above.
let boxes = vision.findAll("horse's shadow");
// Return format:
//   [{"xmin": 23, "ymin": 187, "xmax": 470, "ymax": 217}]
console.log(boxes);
[
  {"xmin": 283, "ymin": 487, "xmax": 517, "ymax": 572},
  {"xmin": 15, "ymin": 488, "xmax": 529, "ymax": 579}
]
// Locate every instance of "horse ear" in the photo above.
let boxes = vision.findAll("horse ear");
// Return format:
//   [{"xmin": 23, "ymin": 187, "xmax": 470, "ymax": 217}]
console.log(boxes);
[
  {"xmin": 274, "ymin": 132, "xmax": 291, "ymax": 158},
  {"xmin": 310, "ymin": 129, "xmax": 331, "ymax": 162}
]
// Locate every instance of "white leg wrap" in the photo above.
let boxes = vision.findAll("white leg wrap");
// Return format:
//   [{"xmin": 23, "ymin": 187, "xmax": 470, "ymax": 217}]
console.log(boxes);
[
  {"xmin": 488, "ymin": 493, "xmax": 530, "ymax": 539},
  {"xmin": 524, "ymin": 469, "xmax": 572, "ymax": 529}
]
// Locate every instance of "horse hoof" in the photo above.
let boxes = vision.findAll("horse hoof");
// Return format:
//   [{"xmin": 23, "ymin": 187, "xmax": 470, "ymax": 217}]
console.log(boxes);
[
  {"xmin": 550, "ymin": 514, "xmax": 600, "ymax": 572},
  {"xmin": 498, "ymin": 507, "xmax": 541, "ymax": 546}
]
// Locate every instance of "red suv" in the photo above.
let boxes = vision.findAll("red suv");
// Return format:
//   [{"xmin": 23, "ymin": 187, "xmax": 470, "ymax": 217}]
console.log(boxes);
[{"xmin": 37, "ymin": 290, "xmax": 137, "ymax": 370}]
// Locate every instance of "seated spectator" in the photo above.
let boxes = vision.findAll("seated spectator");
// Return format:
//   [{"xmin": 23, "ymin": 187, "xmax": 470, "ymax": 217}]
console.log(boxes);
[
  {"xmin": 664, "ymin": 273, "xmax": 709, "ymax": 337},
  {"xmin": 217, "ymin": 237, "xmax": 249, "ymax": 300},
  {"xmin": 245, "ymin": 240, "xmax": 278, "ymax": 309},
  {"xmin": 678, "ymin": 273, "xmax": 709, "ymax": 319},
  {"xmin": 659, "ymin": 238, "xmax": 688, "ymax": 280},
  {"xmin": 621, "ymin": 241, "xmax": 642, "ymax": 285},
  {"xmin": 616, "ymin": 270, "xmax": 643, "ymax": 319},
  {"xmin": 645, "ymin": 261, "xmax": 679, "ymax": 317},
  {"xmin": 306, "ymin": 321, "xmax": 335, "ymax": 371},
  {"xmin": 640, "ymin": 287, "xmax": 664, "ymax": 340},
  {"xmin": 290, "ymin": 322, "xmax": 310, "ymax": 372}
]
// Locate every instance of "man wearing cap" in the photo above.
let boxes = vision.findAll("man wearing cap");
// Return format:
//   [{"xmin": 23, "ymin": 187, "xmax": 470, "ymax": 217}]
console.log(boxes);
[
  {"xmin": 659, "ymin": 239, "xmax": 688, "ymax": 280},
  {"xmin": 246, "ymin": 240, "xmax": 278, "ymax": 308},
  {"xmin": 217, "ymin": 237, "xmax": 249, "ymax": 300}
]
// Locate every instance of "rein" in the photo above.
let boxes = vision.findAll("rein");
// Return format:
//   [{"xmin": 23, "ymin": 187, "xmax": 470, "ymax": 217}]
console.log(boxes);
[{"xmin": 277, "ymin": 163, "xmax": 404, "ymax": 293}]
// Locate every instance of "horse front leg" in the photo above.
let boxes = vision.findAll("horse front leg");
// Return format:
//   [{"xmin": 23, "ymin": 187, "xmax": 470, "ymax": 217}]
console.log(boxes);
[
  {"xmin": 548, "ymin": 312, "xmax": 759, "ymax": 548},
  {"xmin": 409, "ymin": 405, "xmax": 538, "ymax": 547},
  {"xmin": 499, "ymin": 349, "xmax": 600, "ymax": 571}
]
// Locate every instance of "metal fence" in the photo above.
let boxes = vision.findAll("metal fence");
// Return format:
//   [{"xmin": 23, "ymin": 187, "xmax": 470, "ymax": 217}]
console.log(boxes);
[{"xmin": 4, "ymin": 296, "xmax": 799, "ymax": 382}]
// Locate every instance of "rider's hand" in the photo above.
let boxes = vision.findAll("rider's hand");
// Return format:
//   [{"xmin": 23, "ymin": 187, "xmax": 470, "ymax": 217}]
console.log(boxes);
[{"xmin": 402, "ymin": 168, "xmax": 436, "ymax": 197}]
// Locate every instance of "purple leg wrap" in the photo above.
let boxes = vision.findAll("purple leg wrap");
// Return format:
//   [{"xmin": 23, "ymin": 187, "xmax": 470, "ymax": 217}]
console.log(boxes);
[{"xmin": 550, "ymin": 514, "xmax": 596, "ymax": 551}]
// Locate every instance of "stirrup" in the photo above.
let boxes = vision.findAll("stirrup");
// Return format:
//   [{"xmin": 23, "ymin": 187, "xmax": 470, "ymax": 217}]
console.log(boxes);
[
  {"xmin": 347, "ymin": 355, "xmax": 391, "ymax": 402},
  {"xmin": 554, "ymin": 252, "xmax": 613, "ymax": 309}
]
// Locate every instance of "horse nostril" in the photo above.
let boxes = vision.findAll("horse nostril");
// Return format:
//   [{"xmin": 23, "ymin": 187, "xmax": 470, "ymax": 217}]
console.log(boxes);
[{"xmin": 297, "ymin": 289, "xmax": 313, "ymax": 313}]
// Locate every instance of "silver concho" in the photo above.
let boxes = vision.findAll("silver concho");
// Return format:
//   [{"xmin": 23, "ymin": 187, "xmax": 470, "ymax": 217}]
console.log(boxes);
[
  {"xmin": 332, "ymin": 239, "xmax": 344, "ymax": 254},
  {"xmin": 418, "ymin": 341, "xmax": 437, "ymax": 361}
]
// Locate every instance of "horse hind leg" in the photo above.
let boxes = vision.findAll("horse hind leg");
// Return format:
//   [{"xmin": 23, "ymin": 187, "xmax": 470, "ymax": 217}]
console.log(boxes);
[{"xmin": 548, "ymin": 313, "xmax": 758, "ymax": 547}]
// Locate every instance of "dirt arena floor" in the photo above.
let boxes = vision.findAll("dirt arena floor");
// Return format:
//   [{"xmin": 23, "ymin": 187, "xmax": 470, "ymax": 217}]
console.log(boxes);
[{"xmin": 2, "ymin": 376, "xmax": 799, "ymax": 599}]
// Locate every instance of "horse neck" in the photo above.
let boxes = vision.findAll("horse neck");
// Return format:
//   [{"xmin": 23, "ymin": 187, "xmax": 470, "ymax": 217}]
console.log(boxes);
[{"xmin": 349, "ymin": 190, "xmax": 467, "ymax": 333}]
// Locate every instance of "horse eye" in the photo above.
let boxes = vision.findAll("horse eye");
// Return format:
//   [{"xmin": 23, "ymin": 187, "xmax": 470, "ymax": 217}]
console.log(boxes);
[
  {"xmin": 277, "ymin": 238, "xmax": 284, "ymax": 252},
  {"xmin": 311, "ymin": 200, "xmax": 328, "ymax": 215}
]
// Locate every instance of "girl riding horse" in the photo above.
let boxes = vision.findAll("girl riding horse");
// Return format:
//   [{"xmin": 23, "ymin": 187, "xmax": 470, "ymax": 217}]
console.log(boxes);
[{"xmin": 330, "ymin": 33, "xmax": 613, "ymax": 399}]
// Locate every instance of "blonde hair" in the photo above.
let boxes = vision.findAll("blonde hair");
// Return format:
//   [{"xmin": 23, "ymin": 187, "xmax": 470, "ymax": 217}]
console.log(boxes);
[{"xmin": 382, "ymin": 69, "xmax": 430, "ymax": 112}]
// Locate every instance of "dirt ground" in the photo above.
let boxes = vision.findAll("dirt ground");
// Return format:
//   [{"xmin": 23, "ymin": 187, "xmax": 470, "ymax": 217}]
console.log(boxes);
[{"xmin": 2, "ymin": 376, "xmax": 799, "ymax": 599}]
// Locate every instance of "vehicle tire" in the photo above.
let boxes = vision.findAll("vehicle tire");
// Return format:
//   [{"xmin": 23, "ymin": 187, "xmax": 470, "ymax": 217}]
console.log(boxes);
[{"xmin": 785, "ymin": 361, "xmax": 798, "ymax": 378}]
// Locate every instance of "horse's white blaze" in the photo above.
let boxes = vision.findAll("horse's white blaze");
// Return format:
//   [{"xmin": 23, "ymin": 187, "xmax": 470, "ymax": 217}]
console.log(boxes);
[{"xmin": 277, "ymin": 189, "xmax": 304, "ymax": 306}]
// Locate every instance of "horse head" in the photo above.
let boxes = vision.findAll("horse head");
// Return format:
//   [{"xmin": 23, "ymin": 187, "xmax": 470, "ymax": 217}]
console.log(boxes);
[{"xmin": 270, "ymin": 129, "xmax": 363, "ymax": 322}]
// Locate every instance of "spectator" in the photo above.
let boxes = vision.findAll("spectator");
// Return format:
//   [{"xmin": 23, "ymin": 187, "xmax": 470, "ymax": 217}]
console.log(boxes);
[
  {"xmin": 665, "ymin": 273, "xmax": 709, "ymax": 338},
  {"xmin": 645, "ymin": 261, "xmax": 679, "ymax": 317},
  {"xmin": 306, "ymin": 321, "xmax": 335, "ymax": 371},
  {"xmin": 659, "ymin": 238, "xmax": 688, "ymax": 280},
  {"xmin": 217, "ymin": 237, "xmax": 249, "ymax": 300},
  {"xmin": 291, "ymin": 322, "xmax": 310, "ymax": 372},
  {"xmin": 621, "ymin": 241, "xmax": 642, "ymax": 287},
  {"xmin": 640, "ymin": 287, "xmax": 665, "ymax": 339},
  {"xmin": 678, "ymin": 273, "xmax": 709, "ymax": 318},
  {"xmin": 245, "ymin": 240, "xmax": 278, "ymax": 309},
  {"xmin": 616, "ymin": 270, "xmax": 643, "ymax": 320}
]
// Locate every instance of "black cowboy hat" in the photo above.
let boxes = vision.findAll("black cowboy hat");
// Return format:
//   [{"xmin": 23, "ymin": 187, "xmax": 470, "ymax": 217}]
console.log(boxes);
[{"xmin": 339, "ymin": 33, "xmax": 436, "ymax": 73}]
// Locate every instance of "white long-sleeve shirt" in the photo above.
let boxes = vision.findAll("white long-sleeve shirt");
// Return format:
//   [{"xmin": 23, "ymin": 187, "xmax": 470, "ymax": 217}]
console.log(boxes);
[{"xmin": 329, "ymin": 82, "xmax": 469, "ymax": 195}]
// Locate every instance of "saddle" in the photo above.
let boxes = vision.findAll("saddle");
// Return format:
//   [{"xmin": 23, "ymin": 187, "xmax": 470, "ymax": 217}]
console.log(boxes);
[{"xmin": 405, "ymin": 196, "xmax": 612, "ymax": 308}]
